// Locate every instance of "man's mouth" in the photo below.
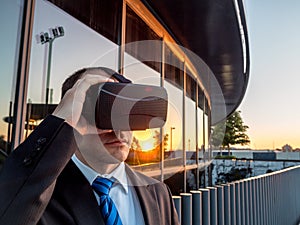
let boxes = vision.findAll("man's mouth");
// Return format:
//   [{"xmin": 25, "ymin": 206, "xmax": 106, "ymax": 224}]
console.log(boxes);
[{"xmin": 104, "ymin": 139, "xmax": 128, "ymax": 147}]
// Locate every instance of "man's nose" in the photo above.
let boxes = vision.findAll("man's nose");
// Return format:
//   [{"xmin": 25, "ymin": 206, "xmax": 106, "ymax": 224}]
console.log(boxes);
[
  {"xmin": 97, "ymin": 129, "xmax": 122, "ymax": 137},
  {"xmin": 114, "ymin": 130, "xmax": 121, "ymax": 138},
  {"xmin": 105, "ymin": 130, "xmax": 122, "ymax": 138},
  {"xmin": 97, "ymin": 129, "xmax": 113, "ymax": 134}
]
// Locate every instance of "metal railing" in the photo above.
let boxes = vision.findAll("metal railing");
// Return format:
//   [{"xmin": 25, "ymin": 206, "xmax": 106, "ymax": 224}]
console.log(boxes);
[{"xmin": 173, "ymin": 165, "xmax": 300, "ymax": 225}]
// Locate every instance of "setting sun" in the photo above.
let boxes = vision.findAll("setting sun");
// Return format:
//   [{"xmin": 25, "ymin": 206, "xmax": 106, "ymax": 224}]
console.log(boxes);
[
  {"xmin": 140, "ymin": 142, "xmax": 154, "ymax": 151},
  {"xmin": 133, "ymin": 129, "xmax": 158, "ymax": 151}
]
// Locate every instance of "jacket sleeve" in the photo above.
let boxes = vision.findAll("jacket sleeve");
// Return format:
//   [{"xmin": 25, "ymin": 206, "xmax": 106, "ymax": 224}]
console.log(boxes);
[{"xmin": 0, "ymin": 115, "xmax": 78, "ymax": 225}]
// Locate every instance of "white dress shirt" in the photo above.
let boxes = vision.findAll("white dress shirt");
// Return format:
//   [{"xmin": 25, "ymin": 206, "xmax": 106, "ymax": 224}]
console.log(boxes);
[{"xmin": 71, "ymin": 155, "xmax": 145, "ymax": 225}]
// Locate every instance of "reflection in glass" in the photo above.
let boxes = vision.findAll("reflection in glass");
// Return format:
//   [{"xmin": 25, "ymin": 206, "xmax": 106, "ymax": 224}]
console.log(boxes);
[
  {"xmin": 197, "ymin": 85, "xmax": 206, "ymax": 153},
  {"xmin": 163, "ymin": 44, "xmax": 184, "ymax": 169},
  {"xmin": 123, "ymin": 52, "xmax": 162, "ymax": 168},
  {"xmin": 197, "ymin": 107, "xmax": 204, "ymax": 150},
  {"xmin": 204, "ymin": 114, "xmax": 209, "ymax": 150},
  {"xmin": 185, "ymin": 96, "xmax": 196, "ymax": 153},
  {"xmin": 185, "ymin": 75, "xmax": 197, "ymax": 158},
  {"xmin": 0, "ymin": 0, "xmax": 25, "ymax": 157},
  {"xmin": 26, "ymin": 0, "xmax": 119, "ymax": 139},
  {"xmin": 163, "ymin": 81, "xmax": 183, "ymax": 162},
  {"xmin": 125, "ymin": 6, "xmax": 161, "ymax": 73},
  {"xmin": 49, "ymin": 0, "xmax": 122, "ymax": 44},
  {"xmin": 164, "ymin": 44, "xmax": 183, "ymax": 89},
  {"xmin": 123, "ymin": 53, "xmax": 160, "ymax": 85},
  {"xmin": 124, "ymin": 5, "xmax": 163, "ymax": 170}
]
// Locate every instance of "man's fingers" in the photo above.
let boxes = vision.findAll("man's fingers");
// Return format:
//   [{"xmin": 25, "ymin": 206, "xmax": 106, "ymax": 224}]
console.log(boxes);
[
  {"xmin": 74, "ymin": 75, "xmax": 114, "ymax": 92},
  {"xmin": 72, "ymin": 75, "xmax": 114, "ymax": 104},
  {"xmin": 53, "ymin": 74, "xmax": 114, "ymax": 127}
]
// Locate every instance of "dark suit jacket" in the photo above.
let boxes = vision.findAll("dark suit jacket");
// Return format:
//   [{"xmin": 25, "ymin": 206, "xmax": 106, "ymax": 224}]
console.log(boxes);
[{"xmin": 0, "ymin": 116, "xmax": 179, "ymax": 225}]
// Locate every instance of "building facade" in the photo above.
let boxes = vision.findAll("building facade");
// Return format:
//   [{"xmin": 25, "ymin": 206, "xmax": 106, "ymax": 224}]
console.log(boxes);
[{"xmin": 0, "ymin": 0, "xmax": 249, "ymax": 192}]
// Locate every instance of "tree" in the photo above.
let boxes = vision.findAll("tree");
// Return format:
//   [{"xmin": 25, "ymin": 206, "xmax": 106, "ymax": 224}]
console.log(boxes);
[
  {"xmin": 153, "ymin": 130, "xmax": 169, "ymax": 151},
  {"xmin": 211, "ymin": 110, "xmax": 250, "ymax": 151},
  {"xmin": 130, "ymin": 136, "xmax": 142, "ymax": 151},
  {"xmin": 282, "ymin": 144, "xmax": 293, "ymax": 152}
]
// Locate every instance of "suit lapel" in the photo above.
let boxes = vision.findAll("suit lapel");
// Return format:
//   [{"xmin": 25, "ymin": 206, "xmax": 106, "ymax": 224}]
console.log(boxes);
[
  {"xmin": 57, "ymin": 162, "xmax": 163, "ymax": 225},
  {"xmin": 56, "ymin": 161, "xmax": 105, "ymax": 225},
  {"xmin": 125, "ymin": 165, "xmax": 161, "ymax": 225}
]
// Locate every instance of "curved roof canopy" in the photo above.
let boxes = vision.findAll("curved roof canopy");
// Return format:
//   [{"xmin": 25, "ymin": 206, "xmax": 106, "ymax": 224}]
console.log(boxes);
[
  {"xmin": 48, "ymin": 0, "xmax": 250, "ymax": 124},
  {"xmin": 142, "ymin": 0, "xmax": 250, "ymax": 123}
]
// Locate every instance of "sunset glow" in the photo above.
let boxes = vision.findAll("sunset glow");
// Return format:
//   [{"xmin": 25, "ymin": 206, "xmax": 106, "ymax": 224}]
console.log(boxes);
[{"xmin": 133, "ymin": 129, "xmax": 156, "ymax": 151}]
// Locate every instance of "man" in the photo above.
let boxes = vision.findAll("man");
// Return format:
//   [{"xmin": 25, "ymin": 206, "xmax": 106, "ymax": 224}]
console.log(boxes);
[{"xmin": 0, "ymin": 67, "xmax": 179, "ymax": 225}]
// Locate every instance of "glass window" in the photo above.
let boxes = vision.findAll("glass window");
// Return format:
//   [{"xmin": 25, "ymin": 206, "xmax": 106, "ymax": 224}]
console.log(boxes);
[
  {"xmin": 197, "ymin": 84, "xmax": 205, "ymax": 109},
  {"xmin": 163, "ymin": 45, "xmax": 184, "ymax": 168},
  {"xmin": 163, "ymin": 81, "xmax": 183, "ymax": 162},
  {"xmin": 186, "ymin": 74, "xmax": 196, "ymax": 101},
  {"xmin": 197, "ymin": 85, "xmax": 205, "ymax": 151},
  {"xmin": 185, "ymin": 74, "xmax": 197, "ymax": 167},
  {"xmin": 197, "ymin": 106, "xmax": 204, "ymax": 150},
  {"xmin": 204, "ymin": 113, "xmax": 209, "ymax": 150},
  {"xmin": 185, "ymin": 92, "xmax": 196, "ymax": 153},
  {"xmin": 124, "ymin": 5, "xmax": 163, "ymax": 172},
  {"xmin": 0, "ymin": 0, "xmax": 25, "ymax": 158},
  {"xmin": 123, "ymin": 53, "xmax": 161, "ymax": 168},
  {"xmin": 164, "ymin": 44, "xmax": 183, "ymax": 89},
  {"xmin": 125, "ymin": 6, "xmax": 162, "ymax": 73},
  {"xmin": 48, "ymin": 0, "xmax": 122, "ymax": 44},
  {"xmin": 26, "ymin": 0, "xmax": 119, "ymax": 137}
]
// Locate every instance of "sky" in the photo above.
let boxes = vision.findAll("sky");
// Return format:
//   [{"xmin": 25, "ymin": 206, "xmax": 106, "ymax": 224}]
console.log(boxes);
[
  {"xmin": 240, "ymin": 0, "xmax": 300, "ymax": 150},
  {"xmin": 1, "ymin": 0, "xmax": 300, "ymax": 151}
]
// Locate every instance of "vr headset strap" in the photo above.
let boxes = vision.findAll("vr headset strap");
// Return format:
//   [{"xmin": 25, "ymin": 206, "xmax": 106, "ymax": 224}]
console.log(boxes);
[{"xmin": 112, "ymin": 73, "xmax": 132, "ymax": 83}]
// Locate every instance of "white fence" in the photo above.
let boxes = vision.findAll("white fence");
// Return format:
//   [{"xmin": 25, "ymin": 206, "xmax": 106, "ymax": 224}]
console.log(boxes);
[{"xmin": 173, "ymin": 165, "xmax": 300, "ymax": 225}]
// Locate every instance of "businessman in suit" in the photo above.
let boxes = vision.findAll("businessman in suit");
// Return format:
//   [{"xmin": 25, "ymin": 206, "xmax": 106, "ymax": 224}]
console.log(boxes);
[{"xmin": 0, "ymin": 67, "xmax": 179, "ymax": 225}]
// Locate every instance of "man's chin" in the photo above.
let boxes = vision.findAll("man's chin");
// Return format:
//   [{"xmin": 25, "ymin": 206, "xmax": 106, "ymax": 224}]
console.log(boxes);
[{"xmin": 104, "ymin": 146, "xmax": 129, "ymax": 162}]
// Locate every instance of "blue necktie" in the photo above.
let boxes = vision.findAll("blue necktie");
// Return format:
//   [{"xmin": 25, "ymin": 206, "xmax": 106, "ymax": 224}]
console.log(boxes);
[{"xmin": 92, "ymin": 177, "xmax": 123, "ymax": 225}]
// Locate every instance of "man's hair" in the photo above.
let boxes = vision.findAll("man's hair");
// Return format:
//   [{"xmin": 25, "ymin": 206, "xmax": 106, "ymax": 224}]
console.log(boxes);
[{"xmin": 61, "ymin": 67, "xmax": 117, "ymax": 99}]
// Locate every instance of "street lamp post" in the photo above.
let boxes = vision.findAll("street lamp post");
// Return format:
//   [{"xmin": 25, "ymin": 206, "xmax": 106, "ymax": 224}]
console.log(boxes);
[
  {"xmin": 38, "ymin": 26, "xmax": 64, "ymax": 105},
  {"xmin": 170, "ymin": 127, "xmax": 175, "ymax": 157}
]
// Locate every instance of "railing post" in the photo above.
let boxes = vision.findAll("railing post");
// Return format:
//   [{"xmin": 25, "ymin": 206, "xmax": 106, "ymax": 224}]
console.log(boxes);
[
  {"xmin": 230, "ymin": 183, "xmax": 236, "ymax": 225},
  {"xmin": 190, "ymin": 190, "xmax": 202, "ymax": 225},
  {"xmin": 296, "ymin": 167, "xmax": 300, "ymax": 223},
  {"xmin": 251, "ymin": 178, "xmax": 257, "ymax": 225},
  {"xmin": 239, "ymin": 181, "xmax": 245, "ymax": 225},
  {"xmin": 216, "ymin": 185, "xmax": 224, "ymax": 225},
  {"xmin": 173, "ymin": 196, "xmax": 181, "ymax": 224},
  {"xmin": 247, "ymin": 179, "xmax": 253, "ymax": 225},
  {"xmin": 235, "ymin": 181, "xmax": 241, "ymax": 225},
  {"xmin": 244, "ymin": 180, "xmax": 250, "ymax": 225},
  {"xmin": 222, "ymin": 184, "xmax": 231, "ymax": 225},
  {"xmin": 171, "ymin": 166, "xmax": 300, "ymax": 225},
  {"xmin": 258, "ymin": 177, "xmax": 262, "ymax": 225},
  {"xmin": 256, "ymin": 177, "xmax": 260, "ymax": 225},
  {"xmin": 207, "ymin": 187, "xmax": 218, "ymax": 225},
  {"xmin": 277, "ymin": 172, "xmax": 283, "ymax": 225},
  {"xmin": 200, "ymin": 188, "xmax": 210, "ymax": 225},
  {"xmin": 271, "ymin": 175, "xmax": 274, "ymax": 225},
  {"xmin": 262, "ymin": 177, "xmax": 266, "ymax": 225},
  {"xmin": 270, "ymin": 174, "xmax": 275, "ymax": 225},
  {"xmin": 267, "ymin": 176, "xmax": 271, "ymax": 225},
  {"xmin": 180, "ymin": 193, "xmax": 192, "ymax": 225}
]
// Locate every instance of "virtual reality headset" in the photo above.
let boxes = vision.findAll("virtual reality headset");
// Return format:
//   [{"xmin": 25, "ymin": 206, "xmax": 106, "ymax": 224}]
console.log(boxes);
[{"xmin": 83, "ymin": 82, "xmax": 168, "ymax": 131}]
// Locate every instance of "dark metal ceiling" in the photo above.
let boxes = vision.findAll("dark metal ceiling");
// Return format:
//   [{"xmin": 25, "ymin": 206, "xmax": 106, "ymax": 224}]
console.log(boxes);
[{"xmin": 142, "ymin": 0, "xmax": 250, "ymax": 123}]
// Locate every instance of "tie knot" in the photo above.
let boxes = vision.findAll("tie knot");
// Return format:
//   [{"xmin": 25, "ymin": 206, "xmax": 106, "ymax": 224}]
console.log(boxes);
[{"xmin": 92, "ymin": 177, "xmax": 114, "ymax": 196}]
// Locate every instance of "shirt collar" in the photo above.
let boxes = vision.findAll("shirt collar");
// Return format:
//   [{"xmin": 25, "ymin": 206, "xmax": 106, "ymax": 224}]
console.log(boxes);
[{"xmin": 71, "ymin": 154, "xmax": 129, "ymax": 194}]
